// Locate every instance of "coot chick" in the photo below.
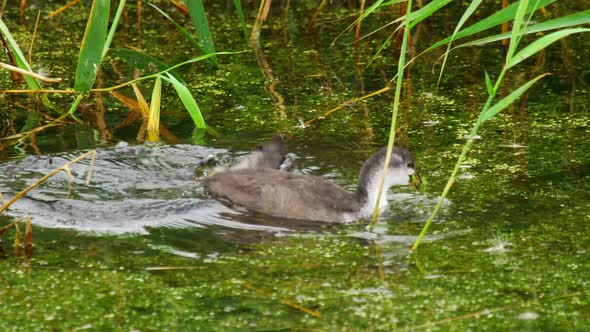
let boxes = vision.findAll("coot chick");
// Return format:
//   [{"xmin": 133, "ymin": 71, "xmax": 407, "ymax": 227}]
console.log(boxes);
[
  {"xmin": 203, "ymin": 145, "xmax": 419, "ymax": 223},
  {"xmin": 195, "ymin": 135, "xmax": 287, "ymax": 179}
]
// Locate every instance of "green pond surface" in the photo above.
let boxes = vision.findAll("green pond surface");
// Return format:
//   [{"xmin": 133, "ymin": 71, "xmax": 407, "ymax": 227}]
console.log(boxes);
[{"xmin": 1, "ymin": 2, "xmax": 589, "ymax": 331}]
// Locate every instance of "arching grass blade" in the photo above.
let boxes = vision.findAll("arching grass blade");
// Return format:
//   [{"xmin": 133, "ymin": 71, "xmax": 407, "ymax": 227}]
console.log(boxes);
[
  {"xmin": 110, "ymin": 48, "xmax": 186, "ymax": 84},
  {"xmin": 455, "ymin": 9, "xmax": 590, "ymax": 48},
  {"xmin": 481, "ymin": 73, "xmax": 547, "ymax": 122},
  {"xmin": 506, "ymin": 28, "xmax": 590, "ymax": 69},
  {"xmin": 163, "ymin": 73, "xmax": 206, "ymax": 129}
]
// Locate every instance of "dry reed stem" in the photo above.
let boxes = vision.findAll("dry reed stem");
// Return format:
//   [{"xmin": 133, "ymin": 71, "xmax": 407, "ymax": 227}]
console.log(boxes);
[
  {"xmin": 373, "ymin": 242, "xmax": 386, "ymax": 280},
  {"xmin": 303, "ymin": 86, "xmax": 391, "ymax": 127},
  {"xmin": 62, "ymin": 165, "xmax": 73, "ymax": 198},
  {"xmin": 14, "ymin": 221, "xmax": 21, "ymax": 248},
  {"xmin": 307, "ymin": 0, "xmax": 328, "ymax": 32},
  {"xmin": 0, "ymin": 62, "xmax": 62, "ymax": 83},
  {"xmin": 27, "ymin": 10, "xmax": 41, "ymax": 65},
  {"xmin": 145, "ymin": 266, "xmax": 204, "ymax": 271},
  {"xmin": 45, "ymin": 0, "xmax": 80, "ymax": 19},
  {"xmin": 0, "ymin": 220, "xmax": 20, "ymax": 238},
  {"xmin": 167, "ymin": 0, "xmax": 188, "ymax": 14},
  {"xmin": 353, "ymin": 0, "xmax": 366, "ymax": 49},
  {"xmin": 19, "ymin": 0, "xmax": 27, "ymax": 17},
  {"xmin": 242, "ymin": 282, "xmax": 321, "ymax": 318},
  {"xmin": 249, "ymin": 0, "xmax": 272, "ymax": 47},
  {"xmin": 137, "ymin": 0, "xmax": 143, "ymax": 32},
  {"xmin": 24, "ymin": 215, "xmax": 33, "ymax": 247},
  {"xmin": 131, "ymin": 84, "xmax": 150, "ymax": 117},
  {"xmin": 0, "ymin": 150, "xmax": 97, "ymax": 214},
  {"xmin": 0, "ymin": 89, "xmax": 73, "ymax": 94}
]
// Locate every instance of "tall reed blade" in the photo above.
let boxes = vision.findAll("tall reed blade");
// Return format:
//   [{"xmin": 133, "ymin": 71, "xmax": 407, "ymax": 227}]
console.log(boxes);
[
  {"xmin": 74, "ymin": 0, "xmax": 110, "ymax": 93},
  {"xmin": 233, "ymin": 0, "xmax": 248, "ymax": 40},
  {"xmin": 368, "ymin": 0, "xmax": 413, "ymax": 230},
  {"xmin": 186, "ymin": 0, "xmax": 217, "ymax": 64},
  {"xmin": 145, "ymin": 2, "xmax": 213, "ymax": 65},
  {"xmin": 102, "ymin": 0, "xmax": 126, "ymax": 60}
]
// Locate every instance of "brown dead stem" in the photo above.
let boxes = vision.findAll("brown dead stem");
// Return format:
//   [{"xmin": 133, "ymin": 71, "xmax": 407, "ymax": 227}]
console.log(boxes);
[
  {"xmin": 45, "ymin": 0, "xmax": 81, "ymax": 19},
  {"xmin": 242, "ymin": 281, "xmax": 321, "ymax": 318},
  {"xmin": 303, "ymin": 86, "xmax": 391, "ymax": 127}
]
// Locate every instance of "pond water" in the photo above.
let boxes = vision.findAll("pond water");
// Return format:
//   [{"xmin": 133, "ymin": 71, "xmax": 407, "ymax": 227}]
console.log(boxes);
[{"xmin": 1, "ymin": 2, "xmax": 589, "ymax": 331}]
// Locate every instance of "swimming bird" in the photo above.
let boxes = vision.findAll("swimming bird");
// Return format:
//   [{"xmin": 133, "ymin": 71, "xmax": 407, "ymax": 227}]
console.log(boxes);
[{"xmin": 203, "ymin": 142, "xmax": 419, "ymax": 223}]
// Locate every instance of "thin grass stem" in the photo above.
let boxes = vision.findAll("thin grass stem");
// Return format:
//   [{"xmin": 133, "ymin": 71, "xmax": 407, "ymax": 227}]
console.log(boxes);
[{"xmin": 368, "ymin": 0, "xmax": 413, "ymax": 230}]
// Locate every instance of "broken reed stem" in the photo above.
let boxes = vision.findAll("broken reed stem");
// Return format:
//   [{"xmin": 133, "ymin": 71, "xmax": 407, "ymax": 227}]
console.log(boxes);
[
  {"xmin": 0, "ymin": 89, "xmax": 74, "ymax": 94},
  {"xmin": 0, "ymin": 62, "xmax": 62, "ymax": 82},
  {"xmin": 45, "ymin": 0, "xmax": 81, "ymax": 19},
  {"xmin": 303, "ymin": 86, "xmax": 391, "ymax": 127},
  {"xmin": 0, "ymin": 150, "xmax": 97, "ymax": 214}
]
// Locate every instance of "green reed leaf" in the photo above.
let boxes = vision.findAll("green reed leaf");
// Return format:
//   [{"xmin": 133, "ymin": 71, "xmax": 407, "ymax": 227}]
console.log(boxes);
[
  {"xmin": 481, "ymin": 74, "xmax": 547, "ymax": 122},
  {"xmin": 163, "ymin": 73, "xmax": 206, "ymax": 129},
  {"xmin": 507, "ymin": 28, "xmax": 590, "ymax": 69},
  {"xmin": 424, "ymin": 0, "xmax": 555, "ymax": 53},
  {"xmin": 102, "ymin": 0, "xmax": 126, "ymax": 60},
  {"xmin": 505, "ymin": 0, "xmax": 529, "ymax": 63},
  {"xmin": 233, "ymin": 0, "xmax": 248, "ymax": 40},
  {"xmin": 74, "ymin": 0, "xmax": 110, "ymax": 93},
  {"xmin": 455, "ymin": 9, "xmax": 590, "ymax": 48},
  {"xmin": 484, "ymin": 71, "xmax": 493, "ymax": 96}
]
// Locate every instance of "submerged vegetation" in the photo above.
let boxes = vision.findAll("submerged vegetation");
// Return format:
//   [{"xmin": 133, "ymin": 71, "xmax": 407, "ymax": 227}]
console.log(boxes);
[{"xmin": 0, "ymin": 0, "xmax": 589, "ymax": 330}]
